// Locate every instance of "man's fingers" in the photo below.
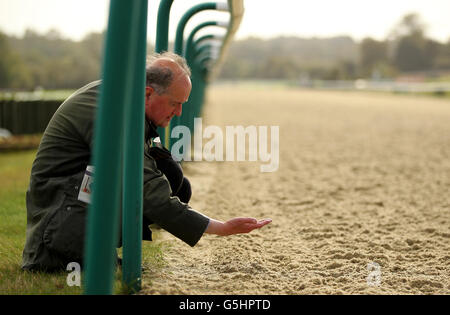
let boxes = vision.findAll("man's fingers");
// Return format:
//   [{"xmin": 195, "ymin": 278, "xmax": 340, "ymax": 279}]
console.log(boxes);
[
  {"xmin": 236, "ymin": 217, "xmax": 271, "ymax": 225},
  {"xmin": 253, "ymin": 219, "xmax": 272, "ymax": 228},
  {"xmin": 258, "ymin": 219, "xmax": 272, "ymax": 226},
  {"xmin": 242, "ymin": 218, "xmax": 272, "ymax": 231},
  {"xmin": 225, "ymin": 217, "xmax": 272, "ymax": 235}
]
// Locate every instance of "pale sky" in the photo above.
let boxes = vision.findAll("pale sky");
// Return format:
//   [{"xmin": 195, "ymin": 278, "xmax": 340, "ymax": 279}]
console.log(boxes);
[{"xmin": 0, "ymin": 0, "xmax": 449, "ymax": 43}]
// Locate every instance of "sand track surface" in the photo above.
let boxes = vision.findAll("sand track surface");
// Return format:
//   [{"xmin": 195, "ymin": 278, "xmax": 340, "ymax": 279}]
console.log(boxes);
[{"xmin": 142, "ymin": 84, "xmax": 450, "ymax": 295}]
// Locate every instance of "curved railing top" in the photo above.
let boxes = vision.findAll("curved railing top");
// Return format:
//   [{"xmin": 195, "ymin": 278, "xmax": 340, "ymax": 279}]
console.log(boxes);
[{"xmin": 206, "ymin": 0, "xmax": 244, "ymax": 82}]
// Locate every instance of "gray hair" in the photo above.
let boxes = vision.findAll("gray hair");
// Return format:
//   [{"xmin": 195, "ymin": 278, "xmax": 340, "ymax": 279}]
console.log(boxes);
[{"xmin": 146, "ymin": 52, "xmax": 191, "ymax": 95}]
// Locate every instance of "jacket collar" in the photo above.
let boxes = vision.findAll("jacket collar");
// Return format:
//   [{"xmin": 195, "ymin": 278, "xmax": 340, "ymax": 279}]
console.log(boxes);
[{"xmin": 145, "ymin": 117, "xmax": 159, "ymax": 141}]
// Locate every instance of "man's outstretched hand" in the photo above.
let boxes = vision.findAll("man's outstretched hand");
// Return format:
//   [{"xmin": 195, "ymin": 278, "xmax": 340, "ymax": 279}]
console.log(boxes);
[{"xmin": 205, "ymin": 217, "xmax": 272, "ymax": 236}]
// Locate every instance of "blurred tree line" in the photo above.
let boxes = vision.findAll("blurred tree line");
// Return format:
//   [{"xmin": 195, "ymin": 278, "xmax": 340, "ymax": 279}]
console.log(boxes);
[
  {"xmin": 0, "ymin": 29, "xmax": 153, "ymax": 90},
  {"xmin": 1, "ymin": 13, "xmax": 450, "ymax": 90},
  {"xmin": 221, "ymin": 13, "xmax": 450, "ymax": 81},
  {"xmin": 358, "ymin": 14, "xmax": 450, "ymax": 79},
  {"xmin": 1, "ymin": 29, "xmax": 104, "ymax": 89}
]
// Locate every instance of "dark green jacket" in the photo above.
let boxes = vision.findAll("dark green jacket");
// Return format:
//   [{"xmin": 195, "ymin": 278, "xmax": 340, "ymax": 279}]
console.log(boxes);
[{"xmin": 22, "ymin": 81, "xmax": 210, "ymax": 271}]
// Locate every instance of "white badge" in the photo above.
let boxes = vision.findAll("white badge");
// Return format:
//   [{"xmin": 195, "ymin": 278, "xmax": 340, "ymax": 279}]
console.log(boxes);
[
  {"xmin": 153, "ymin": 136, "xmax": 163, "ymax": 148},
  {"xmin": 78, "ymin": 165, "xmax": 94, "ymax": 204}
]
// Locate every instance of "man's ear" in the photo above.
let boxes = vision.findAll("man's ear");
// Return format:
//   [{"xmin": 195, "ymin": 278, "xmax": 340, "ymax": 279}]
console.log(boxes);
[{"xmin": 146, "ymin": 86, "xmax": 153, "ymax": 97}]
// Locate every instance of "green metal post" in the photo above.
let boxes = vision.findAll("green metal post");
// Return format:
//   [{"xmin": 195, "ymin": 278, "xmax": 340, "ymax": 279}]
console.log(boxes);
[
  {"xmin": 177, "ymin": 35, "xmax": 217, "ymax": 151},
  {"xmin": 122, "ymin": 0, "xmax": 148, "ymax": 293},
  {"xmin": 155, "ymin": 0, "xmax": 173, "ymax": 53},
  {"xmin": 188, "ymin": 35, "xmax": 220, "ymax": 73},
  {"xmin": 194, "ymin": 56, "xmax": 213, "ymax": 123},
  {"xmin": 186, "ymin": 63, "xmax": 202, "ymax": 133},
  {"xmin": 170, "ymin": 2, "xmax": 228, "ymax": 150},
  {"xmin": 174, "ymin": 2, "xmax": 222, "ymax": 55},
  {"xmin": 197, "ymin": 55, "xmax": 214, "ymax": 67},
  {"xmin": 181, "ymin": 56, "xmax": 213, "ymax": 140},
  {"xmin": 192, "ymin": 34, "xmax": 216, "ymax": 47},
  {"xmin": 155, "ymin": 0, "xmax": 174, "ymax": 148},
  {"xmin": 84, "ymin": 0, "xmax": 148, "ymax": 295},
  {"xmin": 184, "ymin": 21, "xmax": 218, "ymax": 61},
  {"xmin": 180, "ymin": 23, "xmax": 218, "ymax": 135},
  {"xmin": 187, "ymin": 41, "xmax": 221, "ymax": 134},
  {"xmin": 192, "ymin": 44, "xmax": 213, "ymax": 60}
]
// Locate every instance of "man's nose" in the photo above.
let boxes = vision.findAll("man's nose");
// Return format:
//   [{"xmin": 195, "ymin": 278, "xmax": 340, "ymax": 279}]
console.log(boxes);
[{"xmin": 174, "ymin": 104, "xmax": 182, "ymax": 116}]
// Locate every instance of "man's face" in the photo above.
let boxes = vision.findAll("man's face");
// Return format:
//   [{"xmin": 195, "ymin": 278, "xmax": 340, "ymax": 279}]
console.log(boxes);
[{"xmin": 145, "ymin": 75, "xmax": 192, "ymax": 127}]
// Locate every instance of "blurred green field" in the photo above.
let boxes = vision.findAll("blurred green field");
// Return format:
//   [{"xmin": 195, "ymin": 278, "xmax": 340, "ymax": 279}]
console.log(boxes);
[
  {"xmin": 0, "ymin": 150, "xmax": 83, "ymax": 294},
  {"xmin": 2, "ymin": 80, "xmax": 450, "ymax": 102},
  {"xmin": 0, "ymin": 90, "xmax": 75, "ymax": 102}
]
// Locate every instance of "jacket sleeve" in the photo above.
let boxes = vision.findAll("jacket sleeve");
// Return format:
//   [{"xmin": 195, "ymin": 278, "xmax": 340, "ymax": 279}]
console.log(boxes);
[{"xmin": 142, "ymin": 152, "xmax": 210, "ymax": 247}]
